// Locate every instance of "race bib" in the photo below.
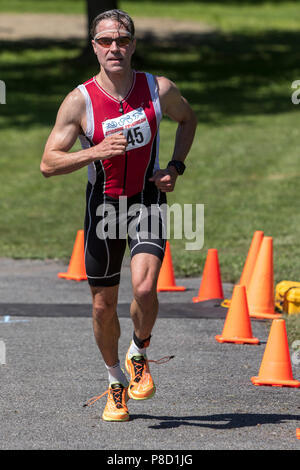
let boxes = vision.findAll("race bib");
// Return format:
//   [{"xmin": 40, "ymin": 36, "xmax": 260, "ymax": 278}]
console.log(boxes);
[{"xmin": 102, "ymin": 107, "xmax": 151, "ymax": 151}]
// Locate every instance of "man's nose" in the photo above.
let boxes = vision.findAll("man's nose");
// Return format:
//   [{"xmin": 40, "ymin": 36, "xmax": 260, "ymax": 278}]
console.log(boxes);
[{"xmin": 110, "ymin": 40, "xmax": 120, "ymax": 51}]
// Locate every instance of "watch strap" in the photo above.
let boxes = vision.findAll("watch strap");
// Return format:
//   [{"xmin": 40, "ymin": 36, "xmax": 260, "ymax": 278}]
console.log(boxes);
[{"xmin": 167, "ymin": 160, "xmax": 186, "ymax": 175}]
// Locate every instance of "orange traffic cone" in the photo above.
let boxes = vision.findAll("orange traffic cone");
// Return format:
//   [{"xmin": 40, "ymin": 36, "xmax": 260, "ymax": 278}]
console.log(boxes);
[
  {"xmin": 58, "ymin": 230, "xmax": 87, "ymax": 281},
  {"xmin": 296, "ymin": 429, "xmax": 300, "ymax": 440},
  {"xmin": 221, "ymin": 230, "xmax": 264, "ymax": 308},
  {"xmin": 239, "ymin": 230, "xmax": 264, "ymax": 289},
  {"xmin": 157, "ymin": 241, "xmax": 186, "ymax": 292},
  {"xmin": 247, "ymin": 236, "xmax": 282, "ymax": 319},
  {"xmin": 251, "ymin": 319, "xmax": 300, "ymax": 387},
  {"xmin": 193, "ymin": 248, "xmax": 224, "ymax": 302},
  {"xmin": 216, "ymin": 285, "xmax": 259, "ymax": 344}
]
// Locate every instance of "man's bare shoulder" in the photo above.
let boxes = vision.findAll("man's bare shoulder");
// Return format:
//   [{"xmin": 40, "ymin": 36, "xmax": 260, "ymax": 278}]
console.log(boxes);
[
  {"xmin": 156, "ymin": 76, "xmax": 178, "ymax": 97},
  {"xmin": 58, "ymin": 88, "xmax": 86, "ymax": 121},
  {"xmin": 156, "ymin": 76, "xmax": 182, "ymax": 113}
]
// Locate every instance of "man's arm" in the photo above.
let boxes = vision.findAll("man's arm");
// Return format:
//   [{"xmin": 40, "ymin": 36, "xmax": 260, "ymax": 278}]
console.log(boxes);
[
  {"xmin": 40, "ymin": 88, "xmax": 127, "ymax": 178},
  {"xmin": 149, "ymin": 76, "xmax": 197, "ymax": 192}
]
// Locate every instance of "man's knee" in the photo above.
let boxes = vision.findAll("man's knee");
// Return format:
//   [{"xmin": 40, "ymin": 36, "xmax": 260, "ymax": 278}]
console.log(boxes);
[
  {"xmin": 93, "ymin": 299, "xmax": 114, "ymax": 315},
  {"xmin": 133, "ymin": 279, "xmax": 157, "ymax": 305},
  {"xmin": 91, "ymin": 287, "xmax": 118, "ymax": 324}
]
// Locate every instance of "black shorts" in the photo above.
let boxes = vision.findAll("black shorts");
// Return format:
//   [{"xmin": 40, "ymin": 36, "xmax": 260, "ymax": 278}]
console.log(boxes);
[{"xmin": 84, "ymin": 183, "xmax": 167, "ymax": 287}]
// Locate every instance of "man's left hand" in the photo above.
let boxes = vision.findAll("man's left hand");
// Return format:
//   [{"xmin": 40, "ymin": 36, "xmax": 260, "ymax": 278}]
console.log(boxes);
[{"xmin": 149, "ymin": 167, "xmax": 178, "ymax": 192}]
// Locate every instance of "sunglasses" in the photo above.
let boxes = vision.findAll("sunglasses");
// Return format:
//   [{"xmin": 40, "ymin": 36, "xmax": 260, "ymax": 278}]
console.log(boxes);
[{"xmin": 95, "ymin": 36, "xmax": 132, "ymax": 48}]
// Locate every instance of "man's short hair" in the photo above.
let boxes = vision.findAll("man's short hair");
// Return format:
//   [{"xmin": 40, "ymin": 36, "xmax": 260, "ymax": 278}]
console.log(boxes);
[{"xmin": 91, "ymin": 9, "xmax": 135, "ymax": 39}]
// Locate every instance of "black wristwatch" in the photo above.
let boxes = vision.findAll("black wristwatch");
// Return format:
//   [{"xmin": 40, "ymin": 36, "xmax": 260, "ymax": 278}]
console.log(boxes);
[{"xmin": 167, "ymin": 160, "xmax": 186, "ymax": 175}]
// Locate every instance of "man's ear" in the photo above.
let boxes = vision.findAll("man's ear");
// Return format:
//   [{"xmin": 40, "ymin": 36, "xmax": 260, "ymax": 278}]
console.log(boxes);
[
  {"xmin": 131, "ymin": 38, "xmax": 137, "ymax": 55},
  {"xmin": 91, "ymin": 39, "xmax": 97, "ymax": 55}
]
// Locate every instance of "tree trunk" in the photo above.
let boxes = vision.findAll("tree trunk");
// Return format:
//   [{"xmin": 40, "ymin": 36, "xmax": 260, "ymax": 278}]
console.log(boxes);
[
  {"xmin": 78, "ymin": 0, "xmax": 118, "ymax": 60},
  {"xmin": 86, "ymin": 0, "xmax": 118, "ymax": 41}
]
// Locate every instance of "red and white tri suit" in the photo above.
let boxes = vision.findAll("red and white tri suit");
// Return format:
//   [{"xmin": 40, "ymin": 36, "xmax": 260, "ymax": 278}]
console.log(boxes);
[{"xmin": 77, "ymin": 71, "xmax": 167, "ymax": 286}]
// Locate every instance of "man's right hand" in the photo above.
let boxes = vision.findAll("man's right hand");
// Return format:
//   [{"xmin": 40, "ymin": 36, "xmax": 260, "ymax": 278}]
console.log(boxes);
[{"xmin": 92, "ymin": 133, "xmax": 128, "ymax": 160}]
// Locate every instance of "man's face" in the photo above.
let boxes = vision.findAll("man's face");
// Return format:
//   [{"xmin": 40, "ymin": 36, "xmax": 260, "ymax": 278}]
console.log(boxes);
[{"xmin": 92, "ymin": 19, "xmax": 136, "ymax": 73}]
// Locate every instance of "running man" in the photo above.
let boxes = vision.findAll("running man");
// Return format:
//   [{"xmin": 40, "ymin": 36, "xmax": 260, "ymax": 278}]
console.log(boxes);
[{"xmin": 40, "ymin": 9, "xmax": 197, "ymax": 422}]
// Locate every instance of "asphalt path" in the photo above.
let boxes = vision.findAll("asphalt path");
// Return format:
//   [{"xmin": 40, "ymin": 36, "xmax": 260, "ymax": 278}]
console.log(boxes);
[{"xmin": 0, "ymin": 258, "xmax": 299, "ymax": 452}]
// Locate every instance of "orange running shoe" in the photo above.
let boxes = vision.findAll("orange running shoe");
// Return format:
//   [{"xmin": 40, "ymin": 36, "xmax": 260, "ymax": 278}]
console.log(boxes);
[
  {"xmin": 125, "ymin": 348, "xmax": 156, "ymax": 400},
  {"xmin": 84, "ymin": 383, "xmax": 129, "ymax": 422}
]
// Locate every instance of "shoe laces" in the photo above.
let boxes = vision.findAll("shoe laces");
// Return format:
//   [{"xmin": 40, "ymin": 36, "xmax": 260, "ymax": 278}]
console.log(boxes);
[
  {"xmin": 131, "ymin": 354, "xmax": 175, "ymax": 383},
  {"xmin": 83, "ymin": 383, "xmax": 125, "ymax": 409}
]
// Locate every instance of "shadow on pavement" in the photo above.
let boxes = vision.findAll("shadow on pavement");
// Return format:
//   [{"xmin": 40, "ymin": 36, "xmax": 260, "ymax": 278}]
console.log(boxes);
[{"xmin": 130, "ymin": 412, "xmax": 300, "ymax": 429}]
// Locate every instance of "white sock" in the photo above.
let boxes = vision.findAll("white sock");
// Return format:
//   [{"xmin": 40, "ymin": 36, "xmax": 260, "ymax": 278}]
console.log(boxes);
[
  {"xmin": 128, "ymin": 339, "xmax": 146, "ymax": 357},
  {"xmin": 105, "ymin": 361, "xmax": 128, "ymax": 387}
]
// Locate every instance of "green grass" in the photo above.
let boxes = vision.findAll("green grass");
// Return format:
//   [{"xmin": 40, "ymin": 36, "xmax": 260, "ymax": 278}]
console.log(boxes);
[
  {"xmin": 126, "ymin": 1, "xmax": 300, "ymax": 32},
  {"xmin": 0, "ymin": 0, "xmax": 85, "ymax": 14},
  {"xmin": 2, "ymin": 1, "xmax": 300, "ymax": 33},
  {"xmin": 284, "ymin": 314, "xmax": 300, "ymax": 346},
  {"xmin": 1, "ymin": 2, "xmax": 300, "ymax": 289}
]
